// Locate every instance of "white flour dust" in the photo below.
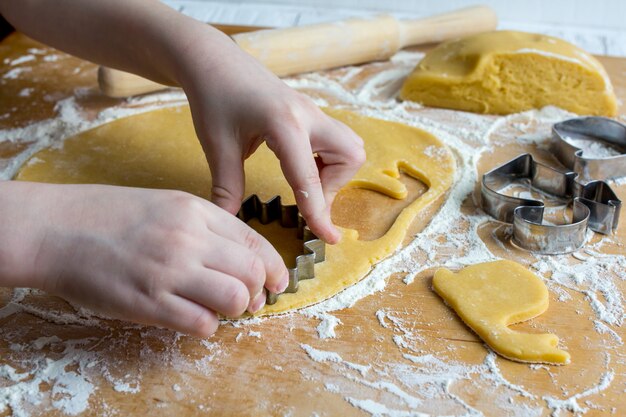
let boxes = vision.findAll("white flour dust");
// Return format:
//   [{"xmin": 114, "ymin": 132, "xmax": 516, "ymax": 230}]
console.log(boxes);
[
  {"xmin": 563, "ymin": 135, "xmax": 624, "ymax": 158},
  {"xmin": 314, "ymin": 313, "xmax": 342, "ymax": 339},
  {"xmin": 0, "ymin": 47, "xmax": 624, "ymax": 416}
]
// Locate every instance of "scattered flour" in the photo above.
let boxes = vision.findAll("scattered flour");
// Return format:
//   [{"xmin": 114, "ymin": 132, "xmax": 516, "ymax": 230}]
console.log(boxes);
[
  {"xmin": 3, "ymin": 67, "xmax": 31, "ymax": 80},
  {"xmin": 421, "ymin": 144, "xmax": 447, "ymax": 159},
  {"xmin": 300, "ymin": 344, "xmax": 370, "ymax": 376},
  {"xmin": 375, "ymin": 310, "xmax": 390, "ymax": 328},
  {"xmin": 0, "ymin": 339, "xmax": 96, "ymax": 417},
  {"xmin": 9, "ymin": 55, "xmax": 36, "ymax": 66},
  {"xmin": 543, "ymin": 368, "xmax": 614, "ymax": 416},
  {"xmin": 346, "ymin": 398, "xmax": 429, "ymax": 417},
  {"xmin": 26, "ymin": 48, "xmax": 47, "ymax": 55},
  {"xmin": 315, "ymin": 313, "xmax": 342, "ymax": 339},
  {"xmin": 0, "ymin": 47, "xmax": 623, "ymax": 416},
  {"xmin": 18, "ymin": 88, "xmax": 34, "ymax": 97}
]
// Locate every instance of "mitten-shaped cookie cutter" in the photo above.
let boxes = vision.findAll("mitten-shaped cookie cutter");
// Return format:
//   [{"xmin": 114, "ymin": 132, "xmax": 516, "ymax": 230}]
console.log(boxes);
[
  {"xmin": 237, "ymin": 195, "xmax": 326, "ymax": 305},
  {"xmin": 481, "ymin": 153, "xmax": 621, "ymax": 254},
  {"xmin": 552, "ymin": 117, "xmax": 626, "ymax": 182}
]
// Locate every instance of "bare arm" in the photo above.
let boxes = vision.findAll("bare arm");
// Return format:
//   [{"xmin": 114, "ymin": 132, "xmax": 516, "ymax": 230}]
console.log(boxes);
[
  {"xmin": 1, "ymin": 0, "xmax": 366, "ymax": 244},
  {"xmin": 0, "ymin": 0, "xmax": 365, "ymax": 333},
  {"xmin": 0, "ymin": 0, "xmax": 223, "ymax": 86}
]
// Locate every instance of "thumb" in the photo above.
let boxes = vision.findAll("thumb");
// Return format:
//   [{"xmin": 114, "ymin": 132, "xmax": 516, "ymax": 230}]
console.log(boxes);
[{"xmin": 207, "ymin": 144, "xmax": 245, "ymax": 215}]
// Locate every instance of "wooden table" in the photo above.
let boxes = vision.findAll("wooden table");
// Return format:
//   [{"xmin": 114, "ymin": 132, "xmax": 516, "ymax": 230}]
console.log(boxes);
[{"xmin": 0, "ymin": 31, "xmax": 625, "ymax": 417}]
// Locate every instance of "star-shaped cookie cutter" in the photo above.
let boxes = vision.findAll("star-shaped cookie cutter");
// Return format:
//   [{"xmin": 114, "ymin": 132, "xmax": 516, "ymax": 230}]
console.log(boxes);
[
  {"xmin": 237, "ymin": 195, "xmax": 325, "ymax": 305},
  {"xmin": 481, "ymin": 153, "xmax": 621, "ymax": 254}
]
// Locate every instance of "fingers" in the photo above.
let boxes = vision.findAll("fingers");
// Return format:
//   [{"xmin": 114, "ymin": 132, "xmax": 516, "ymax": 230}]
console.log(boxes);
[
  {"xmin": 311, "ymin": 117, "xmax": 366, "ymax": 209},
  {"xmin": 205, "ymin": 138, "xmax": 245, "ymax": 215},
  {"xmin": 202, "ymin": 232, "xmax": 268, "ymax": 308},
  {"xmin": 175, "ymin": 267, "xmax": 251, "ymax": 318},
  {"xmin": 203, "ymin": 204, "xmax": 289, "ymax": 294},
  {"xmin": 264, "ymin": 125, "xmax": 341, "ymax": 244},
  {"xmin": 149, "ymin": 292, "xmax": 219, "ymax": 337},
  {"xmin": 249, "ymin": 291, "xmax": 267, "ymax": 313}
]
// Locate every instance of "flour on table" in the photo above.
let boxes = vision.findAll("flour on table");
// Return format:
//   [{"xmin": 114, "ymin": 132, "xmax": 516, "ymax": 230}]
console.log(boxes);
[
  {"xmin": 300, "ymin": 344, "xmax": 370, "ymax": 376},
  {"xmin": 9, "ymin": 55, "xmax": 36, "ymax": 66},
  {"xmin": 0, "ymin": 47, "xmax": 623, "ymax": 416},
  {"xmin": 18, "ymin": 88, "xmax": 34, "ymax": 97},
  {"xmin": 315, "ymin": 313, "xmax": 342, "ymax": 339},
  {"xmin": 26, "ymin": 48, "xmax": 47, "ymax": 55},
  {"xmin": 2, "ymin": 67, "xmax": 31, "ymax": 80},
  {"xmin": 43, "ymin": 55, "xmax": 60, "ymax": 63}
]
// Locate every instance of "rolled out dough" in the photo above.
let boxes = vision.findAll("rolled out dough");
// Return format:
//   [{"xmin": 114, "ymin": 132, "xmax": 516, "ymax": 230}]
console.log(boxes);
[
  {"xmin": 433, "ymin": 260, "xmax": 570, "ymax": 365},
  {"xmin": 400, "ymin": 31, "xmax": 617, "ymax": 116},
  {"xmin": 16, "ymin": 106, "xmax": 455, "ymax": 315}
]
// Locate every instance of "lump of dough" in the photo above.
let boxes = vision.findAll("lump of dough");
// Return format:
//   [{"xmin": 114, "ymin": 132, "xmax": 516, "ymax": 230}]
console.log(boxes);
[
  {"xmin": 400, "ymin": 31, "xmax": 617, "ymax": 116},
  {"xmin": 433, "ymin": 260, "xmax": 570, "ymax": 365}
]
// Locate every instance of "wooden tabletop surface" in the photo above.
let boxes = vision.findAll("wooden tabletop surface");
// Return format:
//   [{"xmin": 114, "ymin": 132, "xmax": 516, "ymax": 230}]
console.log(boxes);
[{"xmin": 0, "ymin": 30, "xmax": 625, "ymax": 417}]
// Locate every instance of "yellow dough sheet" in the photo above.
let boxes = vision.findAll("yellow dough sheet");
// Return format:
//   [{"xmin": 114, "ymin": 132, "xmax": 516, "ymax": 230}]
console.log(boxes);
[{"xmin": 16, "ymin": 106, "xmax": 455, "ymax": 315}]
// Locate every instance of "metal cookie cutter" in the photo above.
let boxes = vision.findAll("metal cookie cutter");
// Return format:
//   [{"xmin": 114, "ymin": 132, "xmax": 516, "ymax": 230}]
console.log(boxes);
[
  {"xmin": 552, "ymin": 117, "xmax": 626, "ymax": 182},
  {"xmin": 237, "ymin": 194, "xmax": 326, "ymax": 305},
  {"xmin": 481, "ymin": 153, "xmax": 621, "ymax": 254}
]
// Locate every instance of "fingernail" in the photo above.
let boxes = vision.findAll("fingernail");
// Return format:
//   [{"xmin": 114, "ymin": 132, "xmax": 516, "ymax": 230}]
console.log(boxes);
[
  {"xmin": 277, "ymin": 270, "xmax": 290, "ymax": 293},
  {"xmin": 248, "ymin": 291, "xmax": 266, "ymax": 314},
  {"xmin": 325, "ymin": 225, "xmax": 341, "ymax": 245}
]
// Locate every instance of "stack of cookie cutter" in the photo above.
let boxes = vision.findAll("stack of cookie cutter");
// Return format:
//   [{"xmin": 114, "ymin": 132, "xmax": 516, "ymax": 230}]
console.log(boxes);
[
  {"xmin": 481, "ymin": 117, "xmax": 624, "ymax": 255},
  {"xmin": 552, "ymin": 116, "xmax": 626, "ymax": 182},
  {"xmin": 237, "ymin": 194, "xmax": 326, "ymax": 305}
]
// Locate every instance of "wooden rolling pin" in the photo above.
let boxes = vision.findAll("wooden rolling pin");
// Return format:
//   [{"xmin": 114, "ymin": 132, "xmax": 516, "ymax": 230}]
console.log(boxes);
[{"xmin": 98, "ymin": 5, "xmax": 497, "ymax": 97}]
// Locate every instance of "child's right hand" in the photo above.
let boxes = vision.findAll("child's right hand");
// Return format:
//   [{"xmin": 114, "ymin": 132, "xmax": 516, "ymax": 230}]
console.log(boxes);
[
  {"xmin": 178, "ymin": 30, "xmax": 365, "ymax": 246},
  {"xmin": 0, "ymin": 181, "xmax": 289, "ymax": 336}
]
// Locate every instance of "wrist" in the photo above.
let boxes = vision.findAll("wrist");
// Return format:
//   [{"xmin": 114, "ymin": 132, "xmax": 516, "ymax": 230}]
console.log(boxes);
[
  {"xmin": 0, "ymin": 181, "xmax": 48, "ymax": 290},
  {"xmin": 157, "ymin": 16, "xmax": 238, "ymax": 89},
  {"xmin": 170, "ymin": 25, "xmax": 248, "ymax": 92}
]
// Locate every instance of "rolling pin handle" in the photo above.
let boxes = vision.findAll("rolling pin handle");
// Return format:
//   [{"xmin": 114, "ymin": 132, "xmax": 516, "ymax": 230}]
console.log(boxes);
[
  {"xmin": 97, "ymin": 5, "xmax": 497, "ymax": 98},
  {"xmin": 98, "ymin": 66, "xmax": 169, "ymax": 98},
  {"xmin": 399, "ymin": 5, "xmax": 498, "ymax": 47}
]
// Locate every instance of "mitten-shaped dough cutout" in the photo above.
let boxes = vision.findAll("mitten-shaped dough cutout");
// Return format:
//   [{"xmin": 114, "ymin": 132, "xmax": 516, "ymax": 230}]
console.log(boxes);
[{"xmin": 433, "ymin": 260, "xmax": 570, "ymax": 364}]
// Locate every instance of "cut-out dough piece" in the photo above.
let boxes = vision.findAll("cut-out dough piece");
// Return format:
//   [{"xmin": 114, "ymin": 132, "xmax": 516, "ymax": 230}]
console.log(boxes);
[
  {"xmin": 400, "ymin": 31, "xmax": 617, "ymax": 116},
  {"xmin": 16, "ymin": 106, "xmax": 455, "ymax": 316},
  {"xmin": 433, "ymin": 260, "xmax": 570, "ymax": 365}
]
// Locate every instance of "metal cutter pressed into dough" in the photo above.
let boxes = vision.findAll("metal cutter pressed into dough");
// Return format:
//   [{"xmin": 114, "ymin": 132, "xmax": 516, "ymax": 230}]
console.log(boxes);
[
  {"xmin": 481, "ymin": 117, "xmax": 624, "ymax": 255},
  {"xmin": 237, "ymin": 194, "xmax": 326, "ymax": 305}
]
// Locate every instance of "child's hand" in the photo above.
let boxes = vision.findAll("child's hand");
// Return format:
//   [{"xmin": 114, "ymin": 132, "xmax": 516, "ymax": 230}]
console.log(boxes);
[
  {"xmin": 0, "ymin": 181, "xmax": 289, "ymax": 336},
  {"xmin": 0, "ymin": 0, "xmax": 366, "ymax": 336},
  {"xmin": 1, "ymin": 1, "xmax": 366, "ymax": 244},
  {"xmin": 178, "ymin": 33, "xmax": 366, "ymax": 244}
]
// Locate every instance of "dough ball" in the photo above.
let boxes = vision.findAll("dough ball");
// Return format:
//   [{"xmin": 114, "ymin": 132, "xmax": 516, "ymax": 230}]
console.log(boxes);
[{"xmin": 400, "ymin": 31, "xmax": 617, "ymax": 116}]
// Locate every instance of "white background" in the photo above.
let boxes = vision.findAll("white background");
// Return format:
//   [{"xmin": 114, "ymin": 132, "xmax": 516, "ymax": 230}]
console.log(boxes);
[{"xmin": 163, "ymin": 0, "xmax": 626, "ymax": 56}]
